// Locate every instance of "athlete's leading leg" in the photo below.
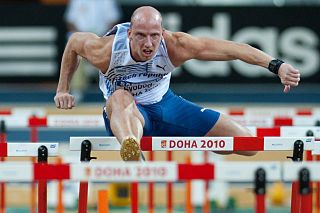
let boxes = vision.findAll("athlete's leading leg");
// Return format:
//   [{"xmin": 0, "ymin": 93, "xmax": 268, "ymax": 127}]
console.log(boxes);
[
  {"xmin": 206, "ymin": 114, "xmax": 256, "ymax": 156},
  {"xmin": 106, "ymin": 89, "xmax": 145, "ymax": 161}
]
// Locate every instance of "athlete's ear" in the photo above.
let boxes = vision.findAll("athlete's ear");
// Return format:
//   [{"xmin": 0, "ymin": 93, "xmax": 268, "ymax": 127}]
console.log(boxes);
[{"xmin": 127, "ymin": 29, "xmax": 132, "ymax": 39}]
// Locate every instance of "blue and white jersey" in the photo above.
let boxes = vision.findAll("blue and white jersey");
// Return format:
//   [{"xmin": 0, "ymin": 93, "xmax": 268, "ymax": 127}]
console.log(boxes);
[{"xmin": 99, "ymin": 22, "xmax": 175, "ymax": 105}]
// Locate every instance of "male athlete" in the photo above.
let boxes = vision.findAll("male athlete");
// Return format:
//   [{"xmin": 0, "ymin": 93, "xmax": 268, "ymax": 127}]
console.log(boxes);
[{"xmin": 54, "ymin": 6, "xmax": 300, "ymax": 161}]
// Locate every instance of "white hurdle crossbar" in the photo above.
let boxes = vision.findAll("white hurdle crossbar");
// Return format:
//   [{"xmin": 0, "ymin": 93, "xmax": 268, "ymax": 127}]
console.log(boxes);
[
  {"xmin": 283, "ymin": 162, "xmax": 320, "ymax": 181},
  {"xmin": 0, "ymin": 143, "xmax": 59, "ymax": 157},
  {"xmin": 70, "ymin": 136, "xmax": 316, "ymax": 153},
  {"xmin": 0, "ymin": 161, "xmax": 316, "ymax": 183}
]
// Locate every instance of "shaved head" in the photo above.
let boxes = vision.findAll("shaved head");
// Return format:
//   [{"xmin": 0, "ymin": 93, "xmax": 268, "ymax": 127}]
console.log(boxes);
[
  {"xmin": 128, "ymin": 6, "xmax": 164, "ymax": 62},
  {"xmin": 130, "ymin": 6, "xmax": 162, "ymax": 28}
]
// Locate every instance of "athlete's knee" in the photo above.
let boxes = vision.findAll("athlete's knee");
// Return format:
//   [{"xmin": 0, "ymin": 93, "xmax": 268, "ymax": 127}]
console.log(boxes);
[
  {"xmin": 107, "ymin": 89, "xmax": 145, "ymax": 126},
  {"xmin": 110, "ymin": 89, "xmax": 134, "ymax": 106},
  {"xmin": 106, "ymin": 89, "xmax": 134, "ymax": 117}
]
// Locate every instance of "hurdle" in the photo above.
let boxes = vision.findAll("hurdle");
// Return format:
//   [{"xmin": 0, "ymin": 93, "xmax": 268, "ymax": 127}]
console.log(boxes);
[
  {"xmin": 3, "ymin": 113, "xmax": 320, "ymax": 212},
  {"xmin": 78, "ymin": 140, "xmax": 97, "ymax": 213},
  {"xmin": 148, "ymin": 151, "xmax": 154, "ymax": 213},
  {"xmin": 246, "ymin": 125, "xmax": 320, "ymax": 212},
  {"xmin": 0, "ymin": 160, "xmax": 317, "ymax": 213},
  {"xmin": 0, "ymin": 142, "xmax": 59, "ymax": 213},
  {"xmin": 0, "ymin": 114, "xmax": 105, "ymax": 212},
  {"xmin": 70, "ymin": 136, "xmax": 315, "ymax": 153},
  {"xmin": 70, "ymin": 136, "xmax": 315, "ymax": 212},
  {"xmin": 0, "ymin": 112, "xmax": 47, "ymax": 213}
]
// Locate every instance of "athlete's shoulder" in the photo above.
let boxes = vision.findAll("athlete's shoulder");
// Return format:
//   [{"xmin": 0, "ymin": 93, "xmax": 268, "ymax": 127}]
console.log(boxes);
[
  {"xmin": 163, "ymin": 30, "xmax": 192, "ymax": 43},
  {"xmin": 163, "ymin": 30, "xmax": 194, "ymax": 66},
  {"xmin": 80, "ymin": 34, "xmax": 115, "ymax": 72},
  {"xmin": 81, "ymin": 34, "xmax": 114, "ymax": 53},
  {"xmin": 163, "ymin": 30, "xmax": 178, "ymax": 44}
]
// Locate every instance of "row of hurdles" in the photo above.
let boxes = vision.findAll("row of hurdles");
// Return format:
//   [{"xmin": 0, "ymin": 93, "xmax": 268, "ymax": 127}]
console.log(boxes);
[
  {"xmin": 1, "ymin": 107, "xmax": 320, "ymax": 213},
  {"xmin": 0, "ymin": 134, "xmax": 320, "ymax": 213}
]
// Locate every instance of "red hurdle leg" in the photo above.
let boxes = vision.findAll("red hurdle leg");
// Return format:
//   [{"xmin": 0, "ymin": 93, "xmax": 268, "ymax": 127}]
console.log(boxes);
[
  {"xmin": 185, "ymin": 156, "xmax": 193, "ymax": 213},
  {"xmin": 306, "ymin": 151, "xmax": 313, "ymax": 161},
  {"xmin": 78, "ymin": 140, "xmax": 97, "ymax": 213},
  {"xmin": 254, "ymin": 168, "xmax": 266, "ymax": 213},
  {"xmin": 317, "ymin": 156, "xmax": 320, "ymax": 213},
  {"xmin": 299, "ymin": 168, "xmax": 312, "ymax": 213},
  {"xmin": 301, "ymin": 193, "xmax": 312, "ymax": 213},
  {"xmin": 37, "ymin": 145, "xmax": 48, "ymax": 213},
  {"xmin": 203, "ymin": 152, "xmax": 210, "ymax": 213},
  {"xmin": 167, "ymin": 151, "xmax": 173, "ymax": 213},
  {"xmin": 0, "ymin": 181, "xmax": 4, "ymax": 213},
  {"xmin": 288, "ymin": 140, "xmax": 304, "ymax": 213},
  {"xmin": 291, "ymin": 181, "xmax": 301, "ymax": 213},
  {"xmin": 148, "ymin": 151, "xmax": 154, "ymax": 213},
  {"xmin": 78, "ymin": 182, "xmax": 89, "ymax": 213},
  {"xmin": 38, "ymin": 179, "xmax": 47, "ymax": 213},
  {"xmin": 317, "ymin": 181, "xmax": 320, "ymax": 213},
  {"xmin": 0, "ymin": 120, "xmax": 6, "ymax": 213},
  {"xmin": 305, "ymin": 150, "xmax": 313, "ymax": 213},
  {"xmin": 255, "ymin": 194, "xmax": 266, "ymax": 213},
  {"xmin": 30, "ymin": 125, "xmax": 39, "ymax": 213},
  {"xmin": 316, "ymin": 146, "xmax": 320, "ymax": 213},
  {"xmin": 131, "ymin": 182, "xmax": 138, "ymax": 213}
]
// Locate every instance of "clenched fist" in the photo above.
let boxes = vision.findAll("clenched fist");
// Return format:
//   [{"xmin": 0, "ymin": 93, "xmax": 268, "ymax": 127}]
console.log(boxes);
[
  {"xmin": 54, "ymin": 92, "xmax": 75, "ymax": 109},
  {"xmin": 277, "ymin": 63, "xmax": 300, "ymax": 93}
]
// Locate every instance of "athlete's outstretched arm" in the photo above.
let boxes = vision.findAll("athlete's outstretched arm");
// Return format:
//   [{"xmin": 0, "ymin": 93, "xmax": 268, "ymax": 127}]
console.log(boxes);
[
  {"xmin": 165, "ymin": 31, "xmax": 300, "ymax": 92},
  {"xmin": 54, "ymin": 32, "xmax": 112, "ymax": 109}
]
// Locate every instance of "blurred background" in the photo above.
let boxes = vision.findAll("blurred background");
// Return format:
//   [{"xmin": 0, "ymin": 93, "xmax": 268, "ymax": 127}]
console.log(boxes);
[
  {"xmin": 0, "ymin": 0, "xmax": 319, "ymax": 213},
  {"xmin": 0, "ymin": 0, "xmax": 319, "ymax": 105}
]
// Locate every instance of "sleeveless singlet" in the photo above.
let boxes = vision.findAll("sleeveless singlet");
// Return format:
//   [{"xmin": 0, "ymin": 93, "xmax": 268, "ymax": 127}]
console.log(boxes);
[{"xmin": 99, "ymin": 22, "xmax": 175, "ymax": 105}]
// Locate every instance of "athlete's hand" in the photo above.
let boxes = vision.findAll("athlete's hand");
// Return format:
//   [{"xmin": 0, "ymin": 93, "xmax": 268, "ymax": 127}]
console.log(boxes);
[
  {"xmin": 277, "ymin": 63, "xmax": 300, "ymax": 93},
  {"xmin": 54, "ymin": 92, "xmax": 75, "ymax": 109}
]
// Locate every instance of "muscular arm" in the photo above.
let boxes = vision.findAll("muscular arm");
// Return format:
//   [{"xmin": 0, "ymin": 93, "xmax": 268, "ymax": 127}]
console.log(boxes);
[
  {"xmin": 55, "ymin": 32, "xmax": 112, "ymax": 109},
  {"xmin": 165, "ymin": 31, "xmax": 272, "ymax": 67},
  {"xmin": 165, "ymin": 31, "xmax": 300, "ymax": 92}
]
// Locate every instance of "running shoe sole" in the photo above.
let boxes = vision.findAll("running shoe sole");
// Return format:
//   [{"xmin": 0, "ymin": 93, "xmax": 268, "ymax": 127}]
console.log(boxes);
[{"xmin": 120, "ymin": 137, "xmax": 141, "ymax": 161}]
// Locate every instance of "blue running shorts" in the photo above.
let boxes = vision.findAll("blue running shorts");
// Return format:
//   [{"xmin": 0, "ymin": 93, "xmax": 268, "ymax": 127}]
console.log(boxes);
[{"xmin": 102, "ymin": 89, "xmax": 220, "ymax": 136}]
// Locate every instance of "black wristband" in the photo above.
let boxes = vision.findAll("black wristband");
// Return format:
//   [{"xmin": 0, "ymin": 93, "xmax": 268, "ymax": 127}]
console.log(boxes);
[{"xmin": 268, "ymin": 59, "xmax": 284, "ymax": 75}]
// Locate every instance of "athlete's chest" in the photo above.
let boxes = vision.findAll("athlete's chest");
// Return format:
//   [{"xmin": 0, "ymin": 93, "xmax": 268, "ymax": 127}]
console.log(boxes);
[{"xmin": 108, "ymin": 54, "xmax": 170, "ymax": 78}]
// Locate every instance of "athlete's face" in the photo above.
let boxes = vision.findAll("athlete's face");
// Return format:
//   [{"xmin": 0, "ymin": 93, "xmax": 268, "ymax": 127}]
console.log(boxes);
[{"xmin": 128, "ymin": 21, "xmax": 163, "ymax": 62}]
